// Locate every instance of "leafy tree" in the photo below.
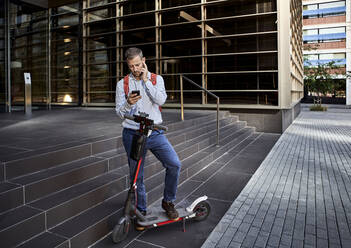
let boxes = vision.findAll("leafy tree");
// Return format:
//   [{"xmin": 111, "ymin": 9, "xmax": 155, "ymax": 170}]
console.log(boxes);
[{"xmin": 304, "ymin": 60, "xmax": 345, "ymax": 104}]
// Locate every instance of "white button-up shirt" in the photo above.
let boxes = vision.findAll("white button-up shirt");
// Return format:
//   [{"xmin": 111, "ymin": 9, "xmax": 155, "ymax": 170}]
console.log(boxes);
[{"xmin": 115, "ymin": 72, "xmax": 167, "ymax": 130}]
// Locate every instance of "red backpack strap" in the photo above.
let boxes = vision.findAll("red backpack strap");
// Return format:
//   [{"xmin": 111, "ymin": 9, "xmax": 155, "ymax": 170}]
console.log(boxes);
[
  {"xmin": 150, "ymin": 73, "xmax": 157, "ymax": 85},
  {"xmin": 150, "ymin": 73, "xmax": 162, "ymax": 112},
  {"xmin": 123, "ymin": 75, "xmax": 129, "ymax": 99}
]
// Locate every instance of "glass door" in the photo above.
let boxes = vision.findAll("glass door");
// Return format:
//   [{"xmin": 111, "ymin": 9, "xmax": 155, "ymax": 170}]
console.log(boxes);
[
  {"xmin": 9, "ymin": 1, "xmax": 48, "ymax": 108},
  {"xmin": 0, "ymin": 1, "xmax": 6, "ymax": 111}
]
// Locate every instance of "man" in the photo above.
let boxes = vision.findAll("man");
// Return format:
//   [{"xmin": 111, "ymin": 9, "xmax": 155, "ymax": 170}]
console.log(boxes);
[{"xmin": 115, "ymin": 47, "xmax": 181, "ymax": 221}]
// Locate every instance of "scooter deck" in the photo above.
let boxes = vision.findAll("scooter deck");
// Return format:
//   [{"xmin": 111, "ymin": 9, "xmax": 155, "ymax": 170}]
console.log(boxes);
[{"xmin": 137, "ymin": 206, "xmax": 191, "ymax": 226}]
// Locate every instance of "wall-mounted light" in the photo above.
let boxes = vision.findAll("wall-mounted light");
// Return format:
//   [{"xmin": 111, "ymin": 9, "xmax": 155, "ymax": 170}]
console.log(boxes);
[
  {"xmin": 63, "ymin": 25, "xmax": 70, "ymax": 29},
  {"xmin": 64, "ymin": 65, "xmax": 71, "ymax": 69},
  {"xmin": 64, "ymin": 38, "xmax": 71, "ymax": 43},
  {"xmin": 64, "ymin": 94, "xmax": 72, "ymax": 103},
  {"xmin": 64, "ymin": 52, "xmax": 71, "ymax": 56}
]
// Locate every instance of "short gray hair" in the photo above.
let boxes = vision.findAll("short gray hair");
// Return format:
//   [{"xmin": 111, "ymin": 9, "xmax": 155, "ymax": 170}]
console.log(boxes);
[{"xmin": 125, "ymin": 47, "xmax": 143, "ymax": 60}]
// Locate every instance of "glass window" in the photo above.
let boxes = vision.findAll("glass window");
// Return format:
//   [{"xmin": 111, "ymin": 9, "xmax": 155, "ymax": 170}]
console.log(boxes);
[
  {"xmin": 122, "ymin": 14, "xmax": 155, "ymax": 30},
  {"xmin": 305, "ymin": 54, "xmax": 318, "ymax": 60},
  {"xmin": 51, "ymin": 5, "xmax": 80, "ymax": 104},
  {"xmin": 319, "ymin": 27, "xmax": 345, "ymax": 34},
  {"xmin": 88, "ymin": 8, "xmax": 114, "ymax": 21},
  {"xmin": 207, "ymin": 74, "xmax": 258, "ymax": 90},
  {"xmin": 162, "ymin": 7, "xmax": 201, "ymax": 25},
  {"xmin": 88, "ymin": 0, "xmax": 114, "ymax": 8},
  {"xmin": 303, "ymin": 4, "xmax": 317, "ymax": 10},
  {"xmin": 207, "ymin": 55, "xmax": 258, "ymax": 73},
  {"xmin": 257, "ymin": 0, "xmax": 277, "ymax": 13},
  {"xmin": 259, "ymin": 92, "xmax": 278, "ymax": 105},
  {"xmin": 208, "ymin": 92, "xmax": 260, "ymax": 105},
  {"xmin": 123, "ymin": 29, "xmax": 155, "ymax": 45},
  {"xmin": 162, "ymin": 23, "xmax": 201, "ymax": 41},
  {"xmin": 303, "ymin": 29, "xmax": 318, "ymax": 35},
  {"xmin": 162, "ymin": 40, "xmax": 201, "ymax": 57},
  {"xmin": 121, "ymin": 0, "xmax": 155, "ymax": 15},
  {"xmin": 319, "ymin": 53, "xmax": 345, "ymax": 60},
  {"xmin": 57, "ymin": 3, "xmax": 79, "ymax": 14},
  {"xmin": 82, "ymin": 0, "xmax": 279, "ymax": 106},
  {"xmin": 9, "ymin": 2, "xmax": 48, "ymax": 105},
  {"xmin": 206, "ymin": 15, "xmax": 277, "ymax": 36},
  {"xmin": 161, "ymin": 57, "xmax": 202, "ymax": 74},
  {"xmin": 207, "ymin": 0, "xmax": 257, "ymax": 19},
  {"xmin": 161, "ymin": 0, "xmax": 200, "ymax": 9},
  {"xmin": 259, "ymin": 73, "xmax": 278, "ymax": 90},
  {"xmin": 319, "ymin": 1, "xmax": 345, "ymax": 9},
  {"xmin": 0, "ymin": 2, "xmax": 5, "ymax": 110}
]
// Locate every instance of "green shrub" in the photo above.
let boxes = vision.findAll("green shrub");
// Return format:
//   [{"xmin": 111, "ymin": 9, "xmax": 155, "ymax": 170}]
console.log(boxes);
[{"xmin": 310, "ymin": 105, "xmax": 327, "ymax": 111}]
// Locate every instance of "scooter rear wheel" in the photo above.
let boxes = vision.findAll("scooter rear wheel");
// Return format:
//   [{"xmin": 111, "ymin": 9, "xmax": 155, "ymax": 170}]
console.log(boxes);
[
  {"xmin": 112, "ymin": 216, "xmax": 131, "ymax": 243},
  {"xmin": 194, "ymin": 201, "xmax": 211, "ymax": 221}
]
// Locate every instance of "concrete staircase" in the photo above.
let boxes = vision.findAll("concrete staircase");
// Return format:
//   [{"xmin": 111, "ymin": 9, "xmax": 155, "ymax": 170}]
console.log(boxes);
[{"xmin": 0, "ymin": 111, "xmax": 258, "ymax": 248}]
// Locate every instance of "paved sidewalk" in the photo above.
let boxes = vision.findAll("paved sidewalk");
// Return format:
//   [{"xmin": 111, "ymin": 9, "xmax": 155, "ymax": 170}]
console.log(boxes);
[{"xmin": 203, "ymin": 108, "xmax": 351, "ymax": 248}]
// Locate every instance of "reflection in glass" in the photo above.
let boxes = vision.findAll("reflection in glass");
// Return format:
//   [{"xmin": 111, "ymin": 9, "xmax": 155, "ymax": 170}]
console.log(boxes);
[
  {"xmin": 0, "ymin": 2, "xmax": 5, "ymax": 110},
  {"xmin": 51, "ymin": 5, "xmax": 80, "ymax": 104},
  {"xmin": 82, "ymin": 0, "xmax": 279, "ymax": 106},
  {"xmin": 9, "ymin": 2, "xmax": 47, "ymax": 105}
]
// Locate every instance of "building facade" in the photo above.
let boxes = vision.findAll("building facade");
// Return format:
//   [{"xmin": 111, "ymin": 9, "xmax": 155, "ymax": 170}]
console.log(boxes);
[
  {"xmin": 0, "ymin": 0, "xmax": 303, "ymax": 132},
  {"xmin": 302, "ymin": 0, "xmax": 351, "ymax": 103}
]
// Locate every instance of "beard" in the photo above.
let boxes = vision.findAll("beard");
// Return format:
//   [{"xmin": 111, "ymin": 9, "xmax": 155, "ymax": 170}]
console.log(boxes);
[{"xmin": 132, "ymin": 71, "xmax": 141, "ymax": 78}]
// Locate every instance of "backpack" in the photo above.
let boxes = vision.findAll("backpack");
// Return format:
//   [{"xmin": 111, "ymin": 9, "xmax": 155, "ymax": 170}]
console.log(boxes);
[{"xmin": 123, "ymin": 73, "xmax": 162, "ymax": 111}]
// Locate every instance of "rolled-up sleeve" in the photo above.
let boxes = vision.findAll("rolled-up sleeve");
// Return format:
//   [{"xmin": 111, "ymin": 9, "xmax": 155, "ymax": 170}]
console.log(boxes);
[
  {"xmin": 144, "ymin": 75, "xmax": 167, "ymax": 106},
  {"xmin": 115, "ymin": 79, "xmax": 133, "ymax": 119}
]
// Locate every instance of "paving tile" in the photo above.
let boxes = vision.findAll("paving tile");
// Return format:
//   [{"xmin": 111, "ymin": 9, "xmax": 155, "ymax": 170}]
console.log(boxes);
[
  {"xmin": 191, "ymin": 169, "xmax": 252, "ymax": 202},
  {"xmin": 203, "ymin": 109, "xmax": 351, "ymax": 248},
  {"xmin": 138, "ymin": 197, "xmax": 231, "ymax": 248}
]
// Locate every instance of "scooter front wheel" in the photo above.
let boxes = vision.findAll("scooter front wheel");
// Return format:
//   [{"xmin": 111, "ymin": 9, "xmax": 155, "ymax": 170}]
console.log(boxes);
[
  {"xmin": 112, "ymin": 216, "xmax": 131, "ymax": 243},
  {"xmin": 194, "ymin": 200, "xmax": 211, "ymax": 221}
]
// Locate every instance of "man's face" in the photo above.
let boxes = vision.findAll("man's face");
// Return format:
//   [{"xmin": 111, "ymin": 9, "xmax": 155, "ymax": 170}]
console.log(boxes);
[{"xmin": 127, "ymin": 56, "xmax": 145, "ymax": 78}]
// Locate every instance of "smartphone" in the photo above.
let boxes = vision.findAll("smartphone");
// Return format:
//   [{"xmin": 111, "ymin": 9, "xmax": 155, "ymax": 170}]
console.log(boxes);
[{"xmin": 132, "ymin": 90, "xmax": 140, "ymax": 96}]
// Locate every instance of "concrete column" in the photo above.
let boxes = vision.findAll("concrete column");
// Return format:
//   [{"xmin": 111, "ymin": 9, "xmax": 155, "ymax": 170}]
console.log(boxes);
[
  {"xmin": 346, "ymin": 0, "xmax": 351, "ymax": 105},
  {"xmin": 277, "ymin": 0, "xmax": 292, "ymax": 108},
  {"xmin": 5, "ymin": 0, "xmax": 11, "ymax": 112}
]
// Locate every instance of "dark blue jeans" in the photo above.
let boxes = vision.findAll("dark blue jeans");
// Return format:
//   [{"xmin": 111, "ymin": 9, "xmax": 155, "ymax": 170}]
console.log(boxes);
[{"xmin": 122, "ymin": 128, "xmax": 181, "ymax": 212}]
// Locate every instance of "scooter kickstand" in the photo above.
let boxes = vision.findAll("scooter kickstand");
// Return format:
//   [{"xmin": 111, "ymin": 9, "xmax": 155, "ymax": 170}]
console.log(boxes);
[{"xmin": 182, "ymin": 218, "xmax": 186, "ymax": 232}]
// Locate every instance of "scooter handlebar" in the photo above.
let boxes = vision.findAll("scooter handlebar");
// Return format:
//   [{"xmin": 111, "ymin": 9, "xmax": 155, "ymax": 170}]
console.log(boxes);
[
  {"xmin": 124, "ymin": 114, "xmax": 135, "ymax": 121},
  {"xmin": 124, "ymin": 114, "xmax": 168, "ymax": 132}
]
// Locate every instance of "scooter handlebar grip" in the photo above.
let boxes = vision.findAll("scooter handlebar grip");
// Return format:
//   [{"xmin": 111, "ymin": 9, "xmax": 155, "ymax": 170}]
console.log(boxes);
[
  {"xmin": 154, "ymin": 124, "xmax": 168, "ymax": 132},
  {"xmin": 124, "ymin": 114, "xmax": 135, "ymax": 121}
]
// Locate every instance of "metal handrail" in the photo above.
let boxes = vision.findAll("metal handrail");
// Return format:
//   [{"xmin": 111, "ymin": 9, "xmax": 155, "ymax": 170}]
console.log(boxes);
[{"xmin": 180, "ymin": 75, "xmax": 220, "ymax": 146}]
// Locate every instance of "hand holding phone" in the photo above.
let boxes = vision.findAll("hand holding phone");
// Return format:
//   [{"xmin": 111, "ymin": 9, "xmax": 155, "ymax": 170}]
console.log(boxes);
[
  {"xmin": 128, "ymin": 90, "xmax": 141, "ymax": 105},
  {"xmin": 131, "ymin": 90, "xmax": 140, "ymax": 96}
]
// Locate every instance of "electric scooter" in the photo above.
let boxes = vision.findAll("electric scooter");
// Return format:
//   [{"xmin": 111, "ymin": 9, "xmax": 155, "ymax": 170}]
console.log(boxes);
[{"xmin": 112, "ymin": 112, "xmax": 211, "ymax": 244}]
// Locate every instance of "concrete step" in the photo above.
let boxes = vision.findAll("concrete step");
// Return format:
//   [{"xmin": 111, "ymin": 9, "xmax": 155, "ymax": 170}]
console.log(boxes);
[
  {"xmin": 45, "ymin": 127, "xmax": 255, "ymax": 248},
  {"xmin": 0, "ymin": 206, "xmax": 45, "ymax": 247},
  {"xmin": 2, "ymin": 112, "xmax": 250, "ymax": 248},
  {"xmin": 16, "ymin": 232, "xmax": 69, "ymax": 248},
  {"xmin": 9, "ymin": 157, "xmax": 108, "ymax": 203},
  {"xmin": 3, "ymin": 112, "xmax": 230, "ymax": 180},
  {"xmin": 2, "ymin": 114, "xmax": 236, "ymax": 212},
  {"xmin": 28, "ymin": 172, "xmax": 127, "ymax": 229},
  {"xmin": 108, "ymin": 119, "xmax": 245, "ymax": 179},
  {"xmin": 26, "ymin": 120, "xmax": 242, "ymax": 230},
  {"xmin": 0, "ymin": 181, "xmax": 23, "ymax": 214},
  {"xmin": 90, "ymin": 131, "xmax": 261, "ymax": 248},
  {"xmin": 146, "ymin": 127, "xmax": 255, "ymax": 204}
]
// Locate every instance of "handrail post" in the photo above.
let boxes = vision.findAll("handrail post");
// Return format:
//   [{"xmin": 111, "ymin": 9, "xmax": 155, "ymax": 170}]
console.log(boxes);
[
  {"xmin": 180, "ymin": 75, "xmax": 184, "ymax": 121},
  {"xmin": 217, "ymin": 97, "xmax": 219, "ymax": 146},
  {"xmin": 180, "ymin": 75, "xmax": 220, "ymax": 146}
]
